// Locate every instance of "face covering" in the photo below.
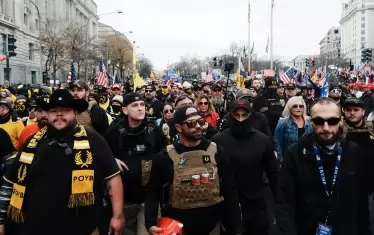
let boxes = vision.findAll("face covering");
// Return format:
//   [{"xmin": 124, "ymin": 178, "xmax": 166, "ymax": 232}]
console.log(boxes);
[
  {"xmin": 162, "ymin": 88, "xmax": 168, "ymax": 95},
  {"xmin": 0, "ymin": 113, "xmax": 10, "ymax": 124},
  {"xmin": 112, "ymin": 105, "xmax": 122, "ymax": 114},
  {"xmin": 228, "ymin": 113, "xmax": 251, "ymax": 136}
]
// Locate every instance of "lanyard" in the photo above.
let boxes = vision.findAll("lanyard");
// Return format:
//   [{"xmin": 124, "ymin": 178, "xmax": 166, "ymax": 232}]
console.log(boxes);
[{"xmin": 313, "ymin": 145, "xmax": 342, "ymax": 198}]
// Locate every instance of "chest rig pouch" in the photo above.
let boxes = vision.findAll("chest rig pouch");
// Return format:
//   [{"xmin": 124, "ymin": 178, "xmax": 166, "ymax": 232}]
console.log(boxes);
[{"xmin": 167, "ymin": 142, "xmax": 223, "ymax": 209}]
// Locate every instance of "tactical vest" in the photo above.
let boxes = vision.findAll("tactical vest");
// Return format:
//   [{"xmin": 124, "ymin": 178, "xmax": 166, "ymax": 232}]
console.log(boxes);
[
  {"xmin": 167, "ymin": 142, "xmax": 223, "ymax": 209},
  {"xmin": 77, "ymin": 110, "xmax": 94, "ymax": 131},
  {"xmin": 342, "ymin": 121, "xmax": 374, "ymax": 139}
]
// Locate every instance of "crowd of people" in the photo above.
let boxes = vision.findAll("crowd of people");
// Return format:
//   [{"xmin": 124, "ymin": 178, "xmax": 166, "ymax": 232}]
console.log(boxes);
[{"xmin": 0, "ymin": 74, "xmax": 373, "ymax": 235}]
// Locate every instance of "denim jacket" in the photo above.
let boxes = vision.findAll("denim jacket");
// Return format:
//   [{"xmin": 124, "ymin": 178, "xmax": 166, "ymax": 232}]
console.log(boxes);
[{"xmin": 274, "ymin": 117, "xmax": 312, "ymax": 162}]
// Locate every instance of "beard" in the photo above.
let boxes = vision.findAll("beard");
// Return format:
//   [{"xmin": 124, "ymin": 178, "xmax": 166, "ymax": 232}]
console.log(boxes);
[
  {"xmin": 47, "ymin": 119, "xmax": 77, "ymax": 139},
  {"xmin": 211, "ymin": 95, "xmax": 223, "ymax": 107},
  {"xmin": 183, "ymin": 129, "xmax": 203, "ymax": 141},
  {"xmin": 314, "ymin": 128, "xmax": 341, "ymax": 146}
]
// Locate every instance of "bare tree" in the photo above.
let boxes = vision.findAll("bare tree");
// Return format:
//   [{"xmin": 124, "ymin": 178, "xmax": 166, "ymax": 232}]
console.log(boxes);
[{"xmin": 39, "ymin": 20, "xmax": 72, "ymax": 82}]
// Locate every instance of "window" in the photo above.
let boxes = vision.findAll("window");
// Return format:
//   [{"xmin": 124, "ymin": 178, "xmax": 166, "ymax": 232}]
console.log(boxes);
[
  {"xmin": 31, "ymin": 71, "xmax": 36, "ymax": 84},
  {"xmin": 362, "ymin": 30, "xmax": 365, "ymax": 34},
  {"xmin": 362, "ymin": 17, "xmax": 365, "ymax": 21},
  {"xmin": 362, "ymin": 23, "xmax": 365, "ymax": 28},
  {"xmin": 24, "ymin": 13, "xmax": 28, "ymax": 25},
  {"xmin": 361, "ymin": 37, "xmax": 365, "ymax": 42},
  {"xmin": 334, "ymin": 29, "xmax": 339, "ymax": 34},
  {"xmin": 29, "ymin": 43, "xmax": 34, "ymax": 60},
  {"xmin": 35, "ymin": 19, "xmax": 39, "ymax": 30}
]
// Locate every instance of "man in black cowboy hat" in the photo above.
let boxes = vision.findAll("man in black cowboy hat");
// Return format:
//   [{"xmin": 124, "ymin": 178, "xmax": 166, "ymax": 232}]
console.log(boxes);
[
  {"xmin": 69, "ymin": 80, "xmax": 109, "ymax": 136},
  {"xmin": 0, "ymin": 89, "xmax": 124, "ymax": 235}
]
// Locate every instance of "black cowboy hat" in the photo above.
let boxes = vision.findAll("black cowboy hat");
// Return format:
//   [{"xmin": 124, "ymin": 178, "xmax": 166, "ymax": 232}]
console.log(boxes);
[{"xmin": 38, "ymin": 89, "xmax": 88, "ymax": 113}]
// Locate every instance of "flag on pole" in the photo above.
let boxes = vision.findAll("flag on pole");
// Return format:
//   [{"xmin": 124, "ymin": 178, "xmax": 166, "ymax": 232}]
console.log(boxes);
[
  {"xmin": 265, "ymin": 36, "xmax": 269, "ymax": 53},
  {"xmin": 250, "ymin": 41, "xmax": 254, "ymax": 54},
  {"xmin": 279, "ymin": 69, "xmax": 290, "ymax": 83},
  {"xmin": 248, "ymin": 1, "xmax": 251, "ymax": 23},
  {"xmin": 70, "ymin": 60, "xmax": 76, "ymax": 82},
  {"xmin": 96, "ymin": 58, "xmax": 107, "ymax": 87}
]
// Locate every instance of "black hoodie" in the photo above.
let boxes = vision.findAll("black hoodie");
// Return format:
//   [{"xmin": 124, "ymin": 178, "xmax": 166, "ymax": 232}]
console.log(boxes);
[{"xmin": 275, "ymin": 132, "xmax": 370, "ymax": 235}]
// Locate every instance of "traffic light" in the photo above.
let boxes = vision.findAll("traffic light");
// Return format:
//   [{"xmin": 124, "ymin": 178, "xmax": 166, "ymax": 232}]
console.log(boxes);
[
  {"xmin": 311, "ymin": 59, "xmax": 315, "ymax": 67},
  {"xmin": 213, "ymin": 57, "xmax": 217, "ymax": 67},
  {"xmin": 219, "ymin": 59, "xmax": 223, "ymax": 67},
  {"xmin": 362, "ymin": 49, "xmax": 367, "ymax": 63},
  {"xmin": 367, "ymin": 49, "xmax": 372, "ymax": 62},
  {"xmin": 305, "ymin": 58, "xmax": 310, "ymax": 67},
  {"xmin": 7, "ymin": 35, "xmax": 17, "ymax": 57}
]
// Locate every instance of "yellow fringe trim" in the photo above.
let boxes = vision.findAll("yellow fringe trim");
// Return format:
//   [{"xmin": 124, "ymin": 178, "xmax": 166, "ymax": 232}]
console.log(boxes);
[
  {"xmin": 68, "ymin": 193, "xmax": 95, "ymax": 208},
  {"xmin": 7, "ymin": 205, "xmax": 24, "ymax": 223}
]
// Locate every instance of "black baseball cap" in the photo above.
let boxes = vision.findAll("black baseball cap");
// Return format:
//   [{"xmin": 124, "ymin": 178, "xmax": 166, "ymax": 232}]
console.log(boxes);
[
  {"xmin": 69, "ymin": 80, "xmax": 89, "ymax": 90},
  {"xmin": 173, "ymin": 106, "xmax": 200, "ymax": 124},
  {"xmin": 123, "ymin": 92, "xmax": 144, "ymax": 107},
  {"xmin": 230, "ymin": 99, "xmax": 251, "ymax": 113}
]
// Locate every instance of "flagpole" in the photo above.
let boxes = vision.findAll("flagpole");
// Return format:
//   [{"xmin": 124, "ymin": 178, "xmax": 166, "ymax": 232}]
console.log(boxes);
[
  {"xmin": 248, "ymin": 0, "xmax": 251, "ymax": 74},
  {"xmin": 270, "ymin": 0, "xmax": 274, "ymax": 70}
]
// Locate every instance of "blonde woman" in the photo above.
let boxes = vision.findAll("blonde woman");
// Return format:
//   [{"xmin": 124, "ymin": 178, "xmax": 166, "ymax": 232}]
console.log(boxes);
[
  {"xmin": 195, "ymin": 94, "xmax": 219, "ymax": 128},
  {"xmin": 274, "ymin": 96, "xmax": 312, "ymax": 162}
]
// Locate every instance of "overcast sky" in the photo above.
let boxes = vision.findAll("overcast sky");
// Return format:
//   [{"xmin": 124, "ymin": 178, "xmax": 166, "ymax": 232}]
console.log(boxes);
[{"xmin": 96, "ymin": 0, "xmax": 344, "ymax": 70}]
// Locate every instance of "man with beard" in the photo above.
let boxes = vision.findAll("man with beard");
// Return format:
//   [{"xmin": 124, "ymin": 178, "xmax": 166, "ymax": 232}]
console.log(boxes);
[
  {"xmin": 144, "ymin": 85, "xmax": 163, "ymax": 127},
  {"xmin": 213, "ymin": 99, "xmax": 279, "ymax": 235},
  {"xmin": 105, "ymin": 92, "xmax": 164, "ymax": 235},
  {"xmin": 0, "ymin": 99, "xmax": 24, "ymax": 149},
  {"xmin": 211, "ymin": 83, "xmax": 224, "ymax": 117},
  {"xmin": 328, "ymin": 86, "xmax": 343, "ymax": 105},
  {"xmin": 17, "ymin": 99, "xmax": 48, "ymax": 149},
  {"xmin": 69, "ymin": 80, "xmax": 109, "ymax": 136},
  {"xmin": 145, "ymin": 105, "xmax": 241, "ymax": 235},
  {"xmin": 276, "ymin": 97, "xmax": 370, "ymax": 235},
  {"xmin": 0, "ymin": 89, "xmax": 124, "ymax": 235}
]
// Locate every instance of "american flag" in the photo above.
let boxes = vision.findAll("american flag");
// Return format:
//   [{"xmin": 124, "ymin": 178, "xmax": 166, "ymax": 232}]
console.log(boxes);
[
  {"xmin": 68, "ymin": 60, "xmax": 76, "ymax": 82},
  {"xmin": 280, "ymin": 69, "xmax": 290, "ymax": 83},
  {"xmin": 96, "ymin": 58, "xmax": 107, "ymax": 87}
]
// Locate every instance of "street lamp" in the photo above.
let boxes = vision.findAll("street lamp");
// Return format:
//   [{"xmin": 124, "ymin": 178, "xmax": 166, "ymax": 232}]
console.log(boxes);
[{"xmin": 98, "ymin": 10, "xmax": 123, "ymax": 16}]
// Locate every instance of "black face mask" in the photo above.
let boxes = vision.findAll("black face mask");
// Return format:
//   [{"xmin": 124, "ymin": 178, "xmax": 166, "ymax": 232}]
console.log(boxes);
[
  {"xmin": 228, "ymin": 113, "xmax": 251, "ymax": 136},
  {"xmin": 112, "ymin": 105, "xmax": 122, "ymax": 114}
]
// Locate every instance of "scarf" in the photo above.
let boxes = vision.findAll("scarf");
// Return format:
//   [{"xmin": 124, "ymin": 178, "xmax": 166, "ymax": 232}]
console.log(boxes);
[{"xmin": 7, "ymin": 125, "xmax": 95, "ymax": 223}]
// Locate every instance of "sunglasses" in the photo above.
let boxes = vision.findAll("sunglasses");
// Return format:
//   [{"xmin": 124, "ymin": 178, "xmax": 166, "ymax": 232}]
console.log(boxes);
[
  {"xmin": 330, "ymin": 89, "xmax": 342, "ymax": 94},
  {"xmin": 199, "ymin": 102, "xmax": 209, "ymax": 106},
  {"xmin": 292, "ymin": 104, "xmax": 304, "ymax": 109},
  {"xmin": 182, "ymin": 117, "xmax": 206, "ymax": 128},
  {"xmin": 213, "ymin": 89, "xmax": 222, "ymax": 92},
  {"xmin": 145, "ymin": 90, "xmax": 153, "ymax": 93},
  {"xmin": 163, "ymin": 109, "xmax": 174, "ymax": 114},
  {"xmin": 311, "ymin": 117, "xmax": 341, "ymax": 126}
]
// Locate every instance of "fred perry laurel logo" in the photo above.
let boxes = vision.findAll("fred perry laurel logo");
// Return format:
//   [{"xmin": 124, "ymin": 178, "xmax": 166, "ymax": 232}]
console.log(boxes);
[{"xmin": 58, "ymin": 97, "xmax": 62, "ymax": 101}]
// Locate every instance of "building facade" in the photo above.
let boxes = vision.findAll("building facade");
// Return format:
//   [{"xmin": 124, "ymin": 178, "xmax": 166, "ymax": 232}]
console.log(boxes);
[
  {"xmin": 319, "ymin": 27, "xmax": 341, "ymax": 59},
  {"xmin": 0, "ymin": 0, "xmax": 98, "ymax": 85},
  {"xmin": 340, "ymin": 0, "xmax": 374, "ymax": 67},
  {"xmin": 293, "ymin": 55, "xmax": 319, "ymax": 72}
]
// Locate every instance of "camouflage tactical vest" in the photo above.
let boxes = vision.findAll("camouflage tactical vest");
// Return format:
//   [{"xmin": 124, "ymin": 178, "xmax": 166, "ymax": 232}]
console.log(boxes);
[
  {"xmin": 342, "ymin": 121, "xmax": 374, "ymax": 139},
  {"xmin": 167, "ymin": 142, "xmax": 223, "ymax": 209},
  {"xmin": 77, "ymin": 110, "xmax": 94, "ymax": 131}
]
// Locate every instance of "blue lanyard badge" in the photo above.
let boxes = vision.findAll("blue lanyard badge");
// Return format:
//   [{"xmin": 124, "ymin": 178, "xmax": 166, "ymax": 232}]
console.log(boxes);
[{"xmin": 313, "ymin": 145, "xmax": 342, "ymax": 198}]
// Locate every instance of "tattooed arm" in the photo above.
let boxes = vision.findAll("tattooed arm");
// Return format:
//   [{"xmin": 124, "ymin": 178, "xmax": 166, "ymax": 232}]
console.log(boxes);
[{"xmin": 106, "ymin": 175, "xmax": 125, "ymax": 234}]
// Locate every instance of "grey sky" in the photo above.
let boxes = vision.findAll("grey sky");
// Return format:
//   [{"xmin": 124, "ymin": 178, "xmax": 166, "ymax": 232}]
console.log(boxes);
[{"xmin": 96, "ymin": 0, "xmax": 343, "ymax": 70}]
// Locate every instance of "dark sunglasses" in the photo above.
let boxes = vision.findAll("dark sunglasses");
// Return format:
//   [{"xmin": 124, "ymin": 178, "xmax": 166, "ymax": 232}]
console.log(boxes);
[
  {"xmin": 145, "ymin": 90, "xmax": 153, "ymax": 93},
  {"xmin": 292, "ymin": 104, "xmax": 304, "ymax": 109},
  {"xmin": 199, "ymin": 101, "xmax": 209, "ymax": 106},
  {"xmin": 163, "ymin": 109, "xmax": 174, "ymax": 114},
  {"xmin": 311, "ymin": 117, "xmax": 341, "ymax": 126},
  {"xmin": 182, "ymin": 118, "xmax": 206, "ymax": 128},
  {"xmin": 213, "ymin": 89, "xmax": 222, "ymax": 92}
]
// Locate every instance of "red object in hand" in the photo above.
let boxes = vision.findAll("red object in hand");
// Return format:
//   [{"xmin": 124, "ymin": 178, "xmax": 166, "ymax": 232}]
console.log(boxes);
[{"xmin": 158, "ymin": 217, "xmax": 183, "ymax": 235}]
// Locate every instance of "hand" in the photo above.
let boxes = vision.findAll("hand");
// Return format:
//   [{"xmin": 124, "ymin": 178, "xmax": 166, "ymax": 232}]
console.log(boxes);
[
  {"xmin": 0, "ymin": 224, "xmax": 5, "ymax": 235},
  {"xmin": 115, "ymin": 158, "xmax": 129, "ymax": 171},
  {"xmin": 149, "ymin": 226, "xmax": 164, "ymax": 235},
  {"xmin": 21, "ymin": 117, "xmax": 28, "ymax": 122},
  {"xmin": 108, "ymin": 215, "xmax": 125, "ymax": 235}
]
